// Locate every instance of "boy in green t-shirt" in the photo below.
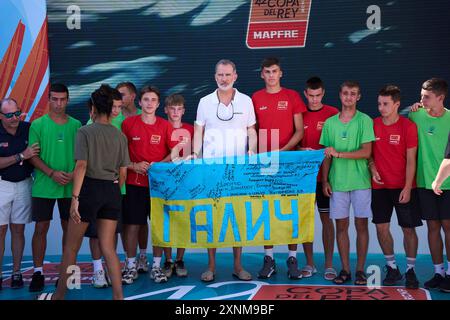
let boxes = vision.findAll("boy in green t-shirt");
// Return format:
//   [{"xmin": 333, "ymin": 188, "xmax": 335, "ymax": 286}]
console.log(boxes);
[
  {"xmin": 28, "ymin": 84, "xmax": 81, "ymax": 292},
  {"xmin": 319, "ymin": 81, "xmax": 375, "ymax": 286},
  {"xmin": 409, "ymin": 78, "xmax": 450, "ymax": 292}
]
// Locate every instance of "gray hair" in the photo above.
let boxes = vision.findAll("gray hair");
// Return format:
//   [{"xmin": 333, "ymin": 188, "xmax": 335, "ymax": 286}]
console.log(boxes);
[{"xmin": 215, "ymin": 59, "xmax": 236, "ymax": 73}]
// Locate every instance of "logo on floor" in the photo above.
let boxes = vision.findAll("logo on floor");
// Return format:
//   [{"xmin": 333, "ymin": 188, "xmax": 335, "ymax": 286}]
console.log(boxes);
[{"xmin": 252, "ymin": 284, "xmax": 431, "ymax": 300}]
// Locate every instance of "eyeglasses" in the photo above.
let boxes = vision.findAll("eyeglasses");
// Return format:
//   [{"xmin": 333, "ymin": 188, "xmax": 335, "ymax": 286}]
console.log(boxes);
[{"xmin": 1, "ymin": 111, "xmax": 21, "ymax": 119}]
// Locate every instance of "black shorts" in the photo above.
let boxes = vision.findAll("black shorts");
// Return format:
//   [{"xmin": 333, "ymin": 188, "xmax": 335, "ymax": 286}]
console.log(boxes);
[
  {"xmin": 78, "ymin": 177, "xmax": 122, "ymax": 224},
  {"xmin": 371, "ymin": 189, "xmax": 423, "ymax": 228},
  {"xmin": 122, "ymin": 184, "xmax": 150, "ymax": 225},
  {"xmin": 85, "ymin": 197, "xmax": 123, "ymax": 238},
  {"xmin": 316, "ymin": 182, "xmax": 330, "ymax": 213},
  {"xmin": 417, "ymin": 188, "xmax": 450, "ymax": 221},
  {"xmin": 32, "ymin": 197, "xmax": 71, "ymax": 222}
]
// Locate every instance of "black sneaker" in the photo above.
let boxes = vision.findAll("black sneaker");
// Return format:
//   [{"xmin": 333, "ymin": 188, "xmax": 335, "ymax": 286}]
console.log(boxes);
[
  {"xmin": 424, "ymin": 273, "xmax": 444, "ymax": 289},
  {"xmin": 383, "ymin": 266, "xmax": 402, "ymax": 286},
  {"xmin": 257, "ymin": 256, "xmax": 276, "ymax": 279},
  {"xmin": 439, "ymin": 275, "xmax": 450, "ymax": 293},
  {"xmin": 286, "ymin": 256, "xmax": 302, "ymax": 280},
  {"xmin": 405, "ymin": 268, "xmax": 419, "ymax": 289},
  {"xmin": 29, "ymin": 271, "xmax": 45, "ymax": 292},
  {"xmin": 10, "ymin": 273, "xmax": 24, "ymax": 289}
]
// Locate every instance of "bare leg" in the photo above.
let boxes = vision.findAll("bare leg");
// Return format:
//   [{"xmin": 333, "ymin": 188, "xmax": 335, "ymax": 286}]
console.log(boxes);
[
  {"xmin": 52, "ymin": 219, "xmax": 89, "ymax": 300},
  {"xmin": 335, "ymin": 218, "xmax": 350, "ymax": 272},
  {"xmin": 320, "ymin": 212, "xmax": 335, "ymax": 269},
  {"xmin": 355, "ymin": 217, "xmax": 369, "ymax": 272},
  {"xmin": 10, "ymin": 224, "xmax": 25, "ymax": 273},
  {"xmin": 32, "ymin": 221, "xmax": 50, "ymax": 268},
  {"xmin": 97, "ymin": 219, "xmax": 123, "ymax": 300}
]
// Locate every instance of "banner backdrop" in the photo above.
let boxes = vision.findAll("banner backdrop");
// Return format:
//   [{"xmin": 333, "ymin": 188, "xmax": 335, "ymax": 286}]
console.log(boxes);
[
  {"xmin": 149, "ymin": 150, "xmax": 324, "ymax": 248},
  {"xmin": 0, "ymin": 0, "xmax": 50, "ymax": 121}
]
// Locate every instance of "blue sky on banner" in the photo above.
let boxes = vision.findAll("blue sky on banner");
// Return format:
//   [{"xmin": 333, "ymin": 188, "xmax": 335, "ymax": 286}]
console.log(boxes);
[{"xmin": 149, "ymin": 150, "xmax": 324, "ymax": 201}]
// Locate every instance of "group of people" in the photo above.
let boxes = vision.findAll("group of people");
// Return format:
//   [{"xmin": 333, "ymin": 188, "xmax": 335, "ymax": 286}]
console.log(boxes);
[{"xmin": 0, "ymin": 57, "xmax": 449, "ymax": 300}]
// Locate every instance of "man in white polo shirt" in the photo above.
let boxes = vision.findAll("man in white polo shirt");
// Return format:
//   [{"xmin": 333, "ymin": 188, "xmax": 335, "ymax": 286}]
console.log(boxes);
[{"xmin": 192, "ymin": 59, "xmax": 257, "ymax": 282}]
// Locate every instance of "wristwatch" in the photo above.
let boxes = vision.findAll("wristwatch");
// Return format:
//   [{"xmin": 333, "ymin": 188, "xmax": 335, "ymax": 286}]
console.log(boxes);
[{"xmin": 19, "ymin": 153, "xmax": 25, "ymax": 161}]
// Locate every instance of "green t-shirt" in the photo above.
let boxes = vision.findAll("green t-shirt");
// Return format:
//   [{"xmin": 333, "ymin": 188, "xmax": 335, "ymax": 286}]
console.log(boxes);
[
  {"xmin": 86, "ymin": 112, "xmax": 124, "ymax": 130},
  {"xmin": 409, "ymin": 108, "xmax": 450, "ymax": 190},
  {"xmin": 85, "ymin": 114, "xmax": 127, "ymax": 194},
  {"xmin": 319, "ymin": 111, "xmax": 375, "ymax": 192},
  {"xmin": 29, "ymin": 114, "xmax": 82, "ymax": 198}
]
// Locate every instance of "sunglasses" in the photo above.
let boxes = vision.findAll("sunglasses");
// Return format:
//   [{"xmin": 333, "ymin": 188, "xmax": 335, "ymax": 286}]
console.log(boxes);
[{"xmin": 1, "ymin": 111, "xmax": 22, "ymax": 119}]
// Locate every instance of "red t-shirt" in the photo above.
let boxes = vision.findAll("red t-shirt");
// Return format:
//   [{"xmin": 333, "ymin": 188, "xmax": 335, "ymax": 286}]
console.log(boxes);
[
  {"xmin": 169, "ymin": 122, "xmax": 194, "ymax": 156},
  {"xmin": 300, "ymin": 105, "xmax": 339, "ymax": 150},
  {"xmin": 252, "ymin": 88, "xmax": 306, "ymax": 151},
  {"xmin": 122, "ymin": 115, "xmax": 173, "ymax": 187},
  {"xmin": 372, "ymin": 116, "xmax": 418, "ymax": 189},
  {"xmin": 300, "ymin": 105, "xmax": 339, "ymax": 182}
]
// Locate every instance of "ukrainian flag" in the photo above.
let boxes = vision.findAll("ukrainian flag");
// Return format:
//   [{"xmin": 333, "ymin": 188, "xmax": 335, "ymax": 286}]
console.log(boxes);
[{"xmin": 148, "ymin": 150, "xmax": 324, "ymax": 248}]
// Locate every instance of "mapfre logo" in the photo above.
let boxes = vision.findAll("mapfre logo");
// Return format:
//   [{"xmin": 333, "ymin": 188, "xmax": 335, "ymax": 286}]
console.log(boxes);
[
  {"xmin": 151, "ymin": 135, "xmax": 161, "ymax": 144},
  {"xmin": 389, "ymin": 134, "xmax": 401, "ymax": 145},
  {"xmin": 246, "ymin": 0, "xmax": 312, "ymax": 49},
  {"xmin": 277, "ymin": 101, "xmax": 288, "ymax": 110}
]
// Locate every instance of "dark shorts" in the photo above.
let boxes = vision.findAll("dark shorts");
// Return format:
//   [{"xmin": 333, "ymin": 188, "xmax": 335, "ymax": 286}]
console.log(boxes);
[
  {"xmin": 84, "ymin": 197, "xmax": 123, "ymax": 238},
  {"xmin": 122, "ymin": 184, "xmax": 150, "ymax": 225},
  {"xmin": 78, "ymin": 177, "xmax": 122, "ymax": 224},
  {"xmin": 316, "ymin": 182, "xmax": 330, "ymax": 213},
  {"xmin": 32, "ymin": 197, "xmax": 71, "ymax": 222},
  {"xmin": 417, "ymin": 188, "xmax": 450, "ymax": 221},
  {"xmin": 371, "ymin": 188, "xmax": 423, "ymax": 228}
]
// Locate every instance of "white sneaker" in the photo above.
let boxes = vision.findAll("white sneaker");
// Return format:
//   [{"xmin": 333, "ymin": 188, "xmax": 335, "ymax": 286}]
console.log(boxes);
[
  {"xmin": 150, "ymin": 266, "xmax": 168, "ymax": 283},
  {"xmin": 137, "ymin": 255, "xmax": 149, "ymax": 273},
  {"xmin": 92, "ymin": 269, "xmax": 109, "ymax": 288}
]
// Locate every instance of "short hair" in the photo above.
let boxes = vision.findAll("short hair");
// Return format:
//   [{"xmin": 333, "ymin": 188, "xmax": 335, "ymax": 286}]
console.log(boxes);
[
  {"xmin": 0, "ymin": 98, "xmax": 19, "ymax": 113},
  {"xmin": 111, "ymin": 88, "xmax": 122, "ymax": 101},
  {"xmin": 116, "ymin": 82, "xmax": 137, "ymax": 95},
  {"xmin": 261, "ymin": 57, "xmax": 281, "ymax": 70},
  {"xmin": 165, "ymin": 93, "xmax": 185, "ymax": 107},
  {"xmin": 140, "ymin": 85, "xmax": 160, "ymax": 102},
  {"xmin": 90, "ymin": 84, "xmax": 114, "ymax": 116},
  {"xmin": 49, "ymin": 83, "xmax": 69, "ymax": 98},
  {"xmin": 215, "ymin": 59, "xmax": 236, "ymax": 73},
  {"xmin": 306, "ymin": 77, "xmax": 325, "ymax": 90},
  {"xmin": 378, "ymin": 85, "xmax": 401, "ymax": 103},
  {"xmin": 340, "ymin": 80, "xmax": 361, "ymax": 93},
  {"xmin": 422, "ymin": 78, "xmax": 448, "ymax": 98}
]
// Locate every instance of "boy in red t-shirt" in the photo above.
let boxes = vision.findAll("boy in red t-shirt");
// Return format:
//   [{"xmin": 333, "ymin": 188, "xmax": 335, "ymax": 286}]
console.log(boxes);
[
  {"xmin": 370, "ymin": 85, "xmax": 422, "ymax": 289},
  {"xmin": 299, "ymin": 77, "xmax": 339, "ymax": 281},
  {"xmin": 252, "ymin": 57, "xmax": 306, "ymax": 280},
  {"xmin": 121, "ymin": 86, "xmax": 173, "ymax": 284},
  {"xmin": 161, "ymin": 93, "xmax": 194, "ymax": 278}
]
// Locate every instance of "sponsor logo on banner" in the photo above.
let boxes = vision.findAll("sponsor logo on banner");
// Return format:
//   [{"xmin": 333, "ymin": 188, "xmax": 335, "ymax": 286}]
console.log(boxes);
[
  {"xmin": 252, "ymin": 284, "xmax": 431, "ymax": 300},
  {"xmin": 246, "ymin": 0, "xmax": 312, "ymax": 49}
]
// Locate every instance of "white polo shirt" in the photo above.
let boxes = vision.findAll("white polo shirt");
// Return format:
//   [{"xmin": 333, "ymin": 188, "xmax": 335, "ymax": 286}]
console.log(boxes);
[{"xmin": 195, "ymin": 89, "xmax": 256, "ymax": 159}]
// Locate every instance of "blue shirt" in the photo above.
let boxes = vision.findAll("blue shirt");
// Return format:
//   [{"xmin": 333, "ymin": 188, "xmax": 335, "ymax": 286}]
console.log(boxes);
[{"xmin": 0, "ymin": 121, "xmax": 34, "ymax": 182}]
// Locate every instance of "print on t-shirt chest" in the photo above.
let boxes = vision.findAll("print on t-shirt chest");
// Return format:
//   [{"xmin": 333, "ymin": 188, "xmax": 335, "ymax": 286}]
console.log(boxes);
[
  {"xmin": 258, "ymin": 100, "xmax": 289, "ymax": 111},
  {"xmin": 130, "ymin": 131, "xmax": 162, "ymax": 145},
  {"xmin": 375, "ymin": 130, "xmax": 402, "ymax": 145}
]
